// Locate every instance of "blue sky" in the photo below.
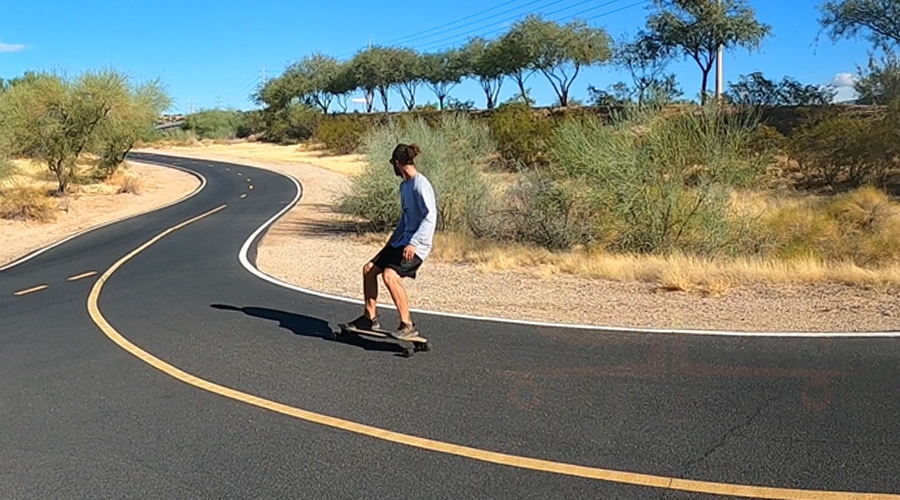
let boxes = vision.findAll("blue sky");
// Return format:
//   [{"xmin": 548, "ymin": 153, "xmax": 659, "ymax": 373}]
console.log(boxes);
[{"xmin": 0, "ymin": 0, "xmax": 881, "ymax": 113}]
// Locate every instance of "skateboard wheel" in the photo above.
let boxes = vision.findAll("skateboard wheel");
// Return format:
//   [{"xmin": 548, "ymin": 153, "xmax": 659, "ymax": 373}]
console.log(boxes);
[
  {"xmin": 402, "ymin": 347, "xmax": 415, "ymax": 358},
  {"xmin": 415, "ymin": 342, "xmax": 432, "ymax": 352}
]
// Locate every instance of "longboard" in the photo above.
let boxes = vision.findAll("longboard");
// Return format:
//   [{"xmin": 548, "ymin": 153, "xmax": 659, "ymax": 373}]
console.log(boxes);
[{"xmin": 334, "ymin": 323, "xmax": 431, "ymax": 357}]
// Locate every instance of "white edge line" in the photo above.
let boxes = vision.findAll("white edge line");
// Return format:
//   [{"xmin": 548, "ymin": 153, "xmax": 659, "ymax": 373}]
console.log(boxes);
[
  {"xmin": 232, "ymin": 166, "xmax": 900, "ymax": 338},
  {"xmin": 0, "ymin": 160, "xmax": 207, "ymax": 272}
]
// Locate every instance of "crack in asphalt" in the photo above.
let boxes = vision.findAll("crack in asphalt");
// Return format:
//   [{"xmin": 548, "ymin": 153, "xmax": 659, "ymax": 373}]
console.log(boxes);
[{"xmin": 660, "ymin": 381, "xmax": 788, "ymax": 500}]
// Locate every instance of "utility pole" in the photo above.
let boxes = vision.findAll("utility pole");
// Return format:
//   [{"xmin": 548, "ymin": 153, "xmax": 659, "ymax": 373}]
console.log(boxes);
[
  {"xmin": 715, "ymin": 0, "xmax": 724, "ymax": 102},
  {"xmin": 365, "ymin": 37, "xmax": 374, "ymax": 113}
]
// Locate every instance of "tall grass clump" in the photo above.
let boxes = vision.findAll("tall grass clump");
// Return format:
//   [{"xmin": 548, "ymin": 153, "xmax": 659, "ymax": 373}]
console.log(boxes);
[
  {"xmin": 522, "ymin": 105, "xmax": 770, "ymax": 254},
  {"xmin": 0, "ymin": 184, "xmax": 57, "ymax": 221},
  {"xmin": 338, "ymin": 114, "xmax": 496, "ymax": 236},
  {"xmin": 0, "ymin": 156, "xmax": 15, "ymax": 179},
  {"xmin": 761, "ymin": 186, "xmax": 900, "ymax": 267}
]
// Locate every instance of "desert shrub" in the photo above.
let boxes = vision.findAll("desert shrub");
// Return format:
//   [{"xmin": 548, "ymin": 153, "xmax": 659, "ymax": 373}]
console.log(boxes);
[
  {"xmin": 504, "ymin": 172, "xmax": 609, "ymax": 249},
  {"xmin": 787, "ymin": 111, "xmax": 899, "ymax": 190},
  {"xmin": 488, "ymin": 102, "xmax": 555, "ymax": 170},
  {"xmin": 745, "ymin": 123, "xmax": 786, "ymax": 157},
  {"xmin": 337, "ymin": 113, "xmax": 497, "ymax": 235},
  {"xmin": 314, "ymin": 115, "xmax": 371, "ymax": 154},
  {"xmin": 142, "ymin": 128, "xmax": 199, "ymax": 147},
  {"xmin": 236, "ymin": 110, "xmax": 267, "ymax": 138},
  {"xmin": 262, "ymin": 105, "xmax": 322, "ymax": 143},
  {"xmin": 183, "ymin": 109, "xmax": 247, "ymax": 140},
  {"xmin": 533, "ymin": 105, "xmax": 768, "ymax": 255},
  {"xmin": 0, "ymin": 185, "xmax": 56, "ymax": 221},
  {"xmin": 106, "ymin": 168, "xmax": 143, "ymax": 194}
]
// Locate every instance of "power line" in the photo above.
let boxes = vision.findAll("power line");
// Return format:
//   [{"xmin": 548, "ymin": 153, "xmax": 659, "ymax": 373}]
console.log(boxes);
[
  {"xmin": 381, "ymin": 0, "xmax": 524, "ymax": 46},
  {"xmin": 541, "ymin": 0, "xmax": 626, "ymax": 19},
  {"xmin": 390, "ymin": 0, "xmax": 569, "ymax": 47},
  {"xmin": 414, "ymin": 0, "xmax": 645, "ymax": 52},
  {"xmin": 584, "ymin": 0, "xmax": 649, "ymax": 22},
  {"xmin": 337, "ymin": 0, "xmax": 569, "ymax": 58}
]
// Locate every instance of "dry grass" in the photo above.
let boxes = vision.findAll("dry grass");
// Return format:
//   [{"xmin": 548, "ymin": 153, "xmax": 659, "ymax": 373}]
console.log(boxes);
[
  {"xmin": 0, "ymin": 158, "xmax": 146, "ymax": 221},
  {"xmin": 428, "ymin": 231, "xmax": 900, "ymax": 294},
  {"xmin": 143, "ymin": 139, "xmax": 367, "ymax": 176},
  {"xmin": 0, "ymin": 182, "xmax": 57, "ymax": 221},
  {"xmin": 106, "ymin": 169, "xmax": 144, "ymax": 194}
]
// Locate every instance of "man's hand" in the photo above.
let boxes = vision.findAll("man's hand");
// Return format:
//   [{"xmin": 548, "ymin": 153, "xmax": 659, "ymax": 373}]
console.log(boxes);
[{"xmin": 402, "ymin": 245, "xmax": 416, "ymax": 262}]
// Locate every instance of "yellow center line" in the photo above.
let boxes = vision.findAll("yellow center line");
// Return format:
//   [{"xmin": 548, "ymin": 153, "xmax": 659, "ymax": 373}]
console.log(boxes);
[
  {"xmin": 85, "ymin": 205, "xmax": 900, "ymax": 500},
  {"xmin": 67, "ymin": 271, "xmax": 98, "ymax": 282},
  {"xmin": 14, "ymin": 284, "xmax": 49, "ymax": 296}
]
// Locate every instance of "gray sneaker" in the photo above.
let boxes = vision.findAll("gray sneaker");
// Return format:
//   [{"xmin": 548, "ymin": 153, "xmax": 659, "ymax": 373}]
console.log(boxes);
[
  {"xmin": 391, "ymin": 322, "xmax": 419, "ymax": 340},
  {"xmin": 348, "ymin": 314, "xmax": 380, "ymax": 331}
]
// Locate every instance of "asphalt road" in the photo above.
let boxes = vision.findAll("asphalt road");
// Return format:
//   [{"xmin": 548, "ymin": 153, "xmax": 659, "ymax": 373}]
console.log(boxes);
[{"xmin": 1, "ymin": 152, "xmax": 899, "ymax": 500}]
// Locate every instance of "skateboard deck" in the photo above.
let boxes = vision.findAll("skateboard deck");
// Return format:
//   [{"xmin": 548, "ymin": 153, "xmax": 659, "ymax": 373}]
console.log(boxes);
[{"xmin": 334, "ymin": 323, "xmax": 431, "ymax": 357}]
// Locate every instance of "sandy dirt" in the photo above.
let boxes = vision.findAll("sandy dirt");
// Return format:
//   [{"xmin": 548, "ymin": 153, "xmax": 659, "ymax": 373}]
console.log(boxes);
[
  {"xmin": 136, "ymin": 145, "xmax": 900, "ymax": 333},
  {"xmin": 0, "ymin": 162, "xmax": 201, "ymax": 268}
]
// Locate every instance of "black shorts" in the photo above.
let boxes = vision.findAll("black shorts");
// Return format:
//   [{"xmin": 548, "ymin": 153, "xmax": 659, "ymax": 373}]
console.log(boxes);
[{"xmin": 371, "ymin": 244, "xmax": 423, "ymax": 279}]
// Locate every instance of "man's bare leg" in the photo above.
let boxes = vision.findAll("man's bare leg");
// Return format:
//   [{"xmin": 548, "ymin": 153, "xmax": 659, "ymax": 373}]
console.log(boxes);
[
  {"xmin": 382, "ymin": 268, "xmax": 413, "ymax": 326},
  {"xmin": 363, "ymin": 262, "xmax": 380, "ymax": 320}
]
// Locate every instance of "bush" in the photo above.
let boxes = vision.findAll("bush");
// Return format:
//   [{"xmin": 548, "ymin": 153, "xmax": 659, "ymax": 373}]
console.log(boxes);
[
  {"xmin": 337, "ymin": 114, "xmax": 497, "ymax": 236},
  {"xmin": 533, "ymin": 105, "xmax": 768, "ymax": 255},
  {"xmin": 787, "ymin": 112, "xmax": 898, "ymax": 190},
  {"xmin": 314, "ymin": 115, "xmax": 371, "ymax": 154},
  {"xmin": 488, "ymin": 102, "xmax": 554, "ymax": 170},
  {"xmin": 262, "ymin": 105, "xmax": 322, "ymax": 143},
  {"xmin": 236, "ymin": 110, "xmax": 267, "ymax": 138},
  {"xmin": 0, "ymin": 185, "xmax": 57, "ymax": 221},
  {"xmin": 183, "ymin": 109, "xmax": 247, "ymax": 140}
]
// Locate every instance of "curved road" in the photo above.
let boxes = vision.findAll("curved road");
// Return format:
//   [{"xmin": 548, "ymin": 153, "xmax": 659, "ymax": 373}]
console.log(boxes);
[{"xmin": 1, "ymin": 152, "xmax": 899, "ymax": 500}]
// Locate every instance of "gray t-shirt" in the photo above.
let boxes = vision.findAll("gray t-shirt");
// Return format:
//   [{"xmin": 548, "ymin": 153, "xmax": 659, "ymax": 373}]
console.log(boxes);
[{"xmin": 388, "ymin": 173, "xmax": 437, "ymax": 260}]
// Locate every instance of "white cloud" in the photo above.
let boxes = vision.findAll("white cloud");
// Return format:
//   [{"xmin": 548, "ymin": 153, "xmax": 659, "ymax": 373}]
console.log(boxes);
[
  {"xmin": 0, "ymin": 42, "xmax": 27, "ymax": 53},
  {"xmin": 832, "ymin": 85, "xmax": 859, "ymax": 103},
  {"xmin": 830, "ymin": 72, "xmax": 857, "ymax": 88}
]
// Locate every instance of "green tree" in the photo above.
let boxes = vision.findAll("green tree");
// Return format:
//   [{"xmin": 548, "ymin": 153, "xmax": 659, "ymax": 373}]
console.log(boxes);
[
  {"xmin": 253, "ymin": 73, "xmax": 296, "ymax": 110},
  {"xmin": 350, "ymin": 46, "xmax": 399, "ymax": 112},
  {"xmin": 725, "ymin": 71, "xmax": 837, "ymax": 105},
  {"xmin": 818, "ymin": 0, "xmax": 900, "ymax": 50},
  {"xmin": 460, "ymin": 37, "xmax": 506, "ymax": 110},
  {"xmin": 499, "ymin": 17, "xmax": 543, "ymax": 104},
  {"xmin": 286, "ymin": 52, "xmax": 343, "ymax": 113},
  {"xmin": 94, "ymin": 78, "xmax": 171, "ymax": 175},
  {"xmin": 647, "ymin": 0, "xmax": 771, "ymax": 104},
  {"xmin": 329, "ymin": 62, "xmax": 360, "ymax": 113},
  {"xmin": 390, "ymin": 48, "xmax": 424, "ymax": 111},
  {"xmin": 0, "ymin": 69, "xmax": 170, "ymax": 193},
  {"xmin": 854, "ymin": 50, "xmax": 900, "ymax": 103},
  {"xmin": 421, "ymin": 50, "xmax": 465, "ymax": 110},
  {"xmin": 516, "ymin": 16, "xmax": 613, "ymax": 107},
  {"xmin": 614, "ymin": 31, "xmax": 682, "ymax": 105}
]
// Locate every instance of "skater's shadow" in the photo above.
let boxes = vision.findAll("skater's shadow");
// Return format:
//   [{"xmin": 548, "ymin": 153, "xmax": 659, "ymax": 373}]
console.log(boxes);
[{"xmin": 210, "ymin": 304, "xmax": 404, "ymax": 354}]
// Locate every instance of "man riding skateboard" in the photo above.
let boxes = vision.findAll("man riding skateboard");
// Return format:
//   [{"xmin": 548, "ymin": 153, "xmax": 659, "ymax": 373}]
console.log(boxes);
[{"xmin": 345, "ymin": 143, "xmax": 437, "ymax": 340}]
